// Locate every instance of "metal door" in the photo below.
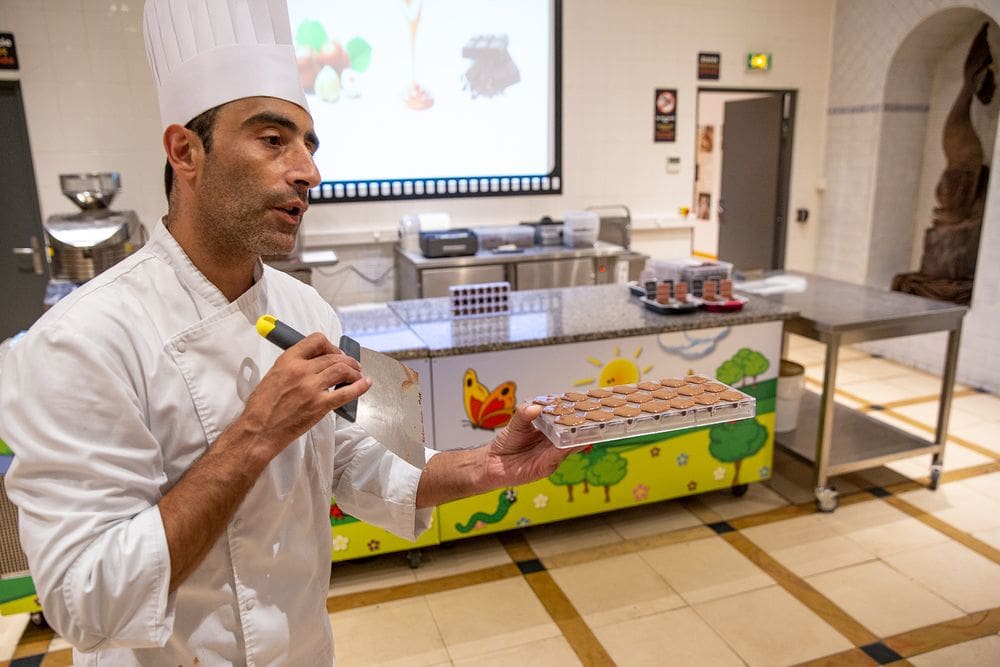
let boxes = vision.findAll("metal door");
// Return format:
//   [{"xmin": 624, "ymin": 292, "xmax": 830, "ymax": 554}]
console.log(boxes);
[
  {"xmin": 515, "ymin": 257, "xmax": 595, "ymax": 290},
  {"xmin": 420, "ymin": 264, "xmax": 508, "ymax": 297},
  {"xmin": 717, "ymin": 95, "xmax": 784, "ymax": 272},
  {"xmin": 1, "ymin": 81, "xmax": 47, "ymax": 339}
]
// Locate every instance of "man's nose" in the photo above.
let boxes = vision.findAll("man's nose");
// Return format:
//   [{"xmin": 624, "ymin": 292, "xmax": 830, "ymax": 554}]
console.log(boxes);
[{"xmin": 289, "ymin": 146, "xmax": 321, "ymax": 189}]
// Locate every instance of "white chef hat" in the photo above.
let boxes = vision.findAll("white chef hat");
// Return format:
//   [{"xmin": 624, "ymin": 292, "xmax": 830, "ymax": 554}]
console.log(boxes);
[{"xmin": 143, "ymin": 0, "xmax": 309, "ymax": 129}]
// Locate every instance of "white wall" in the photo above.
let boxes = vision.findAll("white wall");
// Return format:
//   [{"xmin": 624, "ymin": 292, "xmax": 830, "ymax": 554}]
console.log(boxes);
[
  {"xmin": 0, "ymin": 0, "xmax": 835, "ymax": 306},
  {"xmin": 819, "ymin": 0, "xmax": 1000, "ymax": 393}
]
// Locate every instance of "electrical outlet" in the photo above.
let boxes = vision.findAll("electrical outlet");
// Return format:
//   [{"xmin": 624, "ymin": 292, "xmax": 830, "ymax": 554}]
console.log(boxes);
[{"xmin": 666, "ymin": 156, "xmax": 681, "ymax": 174}]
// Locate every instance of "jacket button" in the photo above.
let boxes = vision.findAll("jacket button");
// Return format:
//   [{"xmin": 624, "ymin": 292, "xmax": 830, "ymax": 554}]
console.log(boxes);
[
  {"xmin": 176, "ymin": 341, "xmax": 187, "ymax": 353},
  {"xmin": 244, "ymin": 597, "xmax": 255, "ymax": 611}
]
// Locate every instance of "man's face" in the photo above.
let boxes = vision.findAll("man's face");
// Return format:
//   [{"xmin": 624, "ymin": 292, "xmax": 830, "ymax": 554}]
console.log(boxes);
[{"xmin": 194, "ymin": 97, "xmax": 321, "ymax": 259}]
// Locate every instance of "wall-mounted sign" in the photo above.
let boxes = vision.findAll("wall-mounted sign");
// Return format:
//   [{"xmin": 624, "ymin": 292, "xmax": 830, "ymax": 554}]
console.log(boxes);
[
  {"xmin": 654, "ymin": 88, "xmax": 677, "ymax": 143},
  {"xmin": 698, "ymin": 52, "xmax": 720, "ymax": 80},
  {"xmin": 0, "ymin": 33, "xmax": 18, "ymax": 70},
  {"xmin": 747, "ymin": 52, "xmax": 771, "ymax": 71}
]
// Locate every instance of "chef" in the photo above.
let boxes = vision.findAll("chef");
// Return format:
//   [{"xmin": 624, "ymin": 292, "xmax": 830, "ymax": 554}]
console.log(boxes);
[{"xmin": 0, "ymin": 0, "xmax": 571, "ymax": 664}]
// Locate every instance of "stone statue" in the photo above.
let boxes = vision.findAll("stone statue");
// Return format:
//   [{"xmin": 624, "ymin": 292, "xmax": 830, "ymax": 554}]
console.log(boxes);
[{"xmin": 893, "ymin": 22, "xmax": 995, "ymax": 305}]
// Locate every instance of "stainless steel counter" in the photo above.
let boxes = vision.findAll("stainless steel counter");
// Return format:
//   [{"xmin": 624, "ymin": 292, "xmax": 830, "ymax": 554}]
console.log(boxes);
[
  {"xmin": 394, "ymin": 243, "xmax": 645, "ymax": 299},
  {"xmin": 755, "ymin": 271, "xmax": 967, "ymax": 511}
]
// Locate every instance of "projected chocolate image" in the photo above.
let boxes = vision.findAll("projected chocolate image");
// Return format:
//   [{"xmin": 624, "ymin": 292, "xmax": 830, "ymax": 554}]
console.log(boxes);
[
  {"xmin": 402, "ymin": 0, "xmax": 434, "ymax": 110},
  {"xmin": 462, "ymin": 34, "xmax": 521, "ymax": 98}
]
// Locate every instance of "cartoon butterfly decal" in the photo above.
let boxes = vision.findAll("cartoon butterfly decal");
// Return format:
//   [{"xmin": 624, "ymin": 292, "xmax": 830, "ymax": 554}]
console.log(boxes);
[{"xmin": 462, "ymin": 368, "xmax": 516, "ymax": 430}]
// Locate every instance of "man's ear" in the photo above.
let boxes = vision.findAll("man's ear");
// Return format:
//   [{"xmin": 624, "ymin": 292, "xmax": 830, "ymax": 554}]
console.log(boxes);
[{"xmin": 163, "ymin": 124, "xmax": 203, "ymax": 187}]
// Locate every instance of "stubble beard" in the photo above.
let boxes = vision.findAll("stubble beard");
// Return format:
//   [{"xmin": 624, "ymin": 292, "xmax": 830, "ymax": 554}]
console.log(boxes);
[{"xmin": 197, "ymin": 156, "xmax": 299, "ymax": 261}]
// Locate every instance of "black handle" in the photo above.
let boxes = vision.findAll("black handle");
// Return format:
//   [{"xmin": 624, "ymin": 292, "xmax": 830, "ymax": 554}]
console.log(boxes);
[{"xmin": 257, "ymin": 315, "xmax": 359, "ymax": 423}]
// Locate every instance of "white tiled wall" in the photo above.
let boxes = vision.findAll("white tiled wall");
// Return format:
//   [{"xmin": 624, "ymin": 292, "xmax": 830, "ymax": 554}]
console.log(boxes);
[
  {"xmin": 1, "ymin": 0, "xmax": 836, "ymax": 307},
  {"xmin": 820, "ymin": 0, "xmax": 1000, "ymax": 393}
]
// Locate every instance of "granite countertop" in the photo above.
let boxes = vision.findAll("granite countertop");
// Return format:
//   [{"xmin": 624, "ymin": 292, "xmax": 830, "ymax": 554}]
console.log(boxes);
[
  {"xmin": 334, "ymin": 302, "xmax": 428, "ymax": 360},
  {"xmin": 366, "ymin": 283, "xmax": 798, "ymax": 358}
]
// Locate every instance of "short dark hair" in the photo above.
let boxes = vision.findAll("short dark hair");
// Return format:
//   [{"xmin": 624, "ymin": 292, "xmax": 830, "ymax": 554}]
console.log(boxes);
[{"xmin": 163, "ymin": 105, "xmax": 221, "ymax": 200}]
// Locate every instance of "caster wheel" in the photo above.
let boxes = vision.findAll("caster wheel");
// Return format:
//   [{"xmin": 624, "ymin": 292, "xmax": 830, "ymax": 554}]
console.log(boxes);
[
  {"xmin": 929, "ymin": 463, "xmax": 943, "ymax": 490},
  {"xmin": 406, "ymin": 550, "xmax": 422, "ymax": 569},
  {"xmin": 29, "ymin": 612, "xmax": 47, "ymax": 628},
  {"xmin": 732, "ymin": 484, "xmax": 749, "ymax": 497},
  {"xmin": 815, "ymin": 486, "xmax": 839, "ymax": 513}
]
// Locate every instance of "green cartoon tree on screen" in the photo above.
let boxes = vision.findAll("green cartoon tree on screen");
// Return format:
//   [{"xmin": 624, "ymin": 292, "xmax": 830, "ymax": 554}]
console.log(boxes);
[
  {"xmin": 716, "ymin": 347, "xmax": 770, "ymax": 387},
  {"xmin": 708, "ymin": 419, "xmax": 768, "ymax": 487}
]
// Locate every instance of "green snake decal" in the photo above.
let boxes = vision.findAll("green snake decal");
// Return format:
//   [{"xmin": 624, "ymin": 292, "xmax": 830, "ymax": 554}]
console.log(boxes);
[{"xmin": 454, "ymin": 488, "xmax": 517, "ymax": 533}]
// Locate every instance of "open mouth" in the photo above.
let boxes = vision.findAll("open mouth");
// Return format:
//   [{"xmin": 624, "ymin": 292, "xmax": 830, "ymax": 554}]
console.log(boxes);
[{"xmin": 275, "ymin": 202, "xmax": 307, "ymax": 222}]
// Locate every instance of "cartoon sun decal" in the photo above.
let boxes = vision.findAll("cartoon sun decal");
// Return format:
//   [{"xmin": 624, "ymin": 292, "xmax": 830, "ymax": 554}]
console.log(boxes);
[{"xmin": 574, "ymin": 345, "xmax": 653, "ymax": 387}]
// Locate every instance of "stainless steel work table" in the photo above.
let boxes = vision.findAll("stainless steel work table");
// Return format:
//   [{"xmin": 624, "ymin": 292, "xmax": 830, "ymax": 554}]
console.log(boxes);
[{"xmin": 758, "ymin": 272, "xmax": 967, "ymax": 511}]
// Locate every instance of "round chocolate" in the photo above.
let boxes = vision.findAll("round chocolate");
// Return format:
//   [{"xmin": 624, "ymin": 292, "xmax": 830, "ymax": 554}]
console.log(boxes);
[
  {"xmin": 587, "ymin": 388, "xmax": 613, "ymax": 399},
  {"xmin": 555, "ymin": 414, "xmax": 586, "ymax": 426},
  {"xmin": 651, "ymin": 388, "xmax": 678, "ymax": 400}
]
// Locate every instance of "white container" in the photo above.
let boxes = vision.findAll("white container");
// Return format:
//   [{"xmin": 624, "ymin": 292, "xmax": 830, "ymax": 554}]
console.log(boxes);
[
  {"xmin": 562, "ymin": 211, "xmax": 599, "ymax": 247},
  {"xmin": 775, "ymin": 359, "xmax": 805, "ymax": 433}
]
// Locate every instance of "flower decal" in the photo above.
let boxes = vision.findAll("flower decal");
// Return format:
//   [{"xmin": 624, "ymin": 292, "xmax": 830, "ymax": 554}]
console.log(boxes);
[
  {"xmin": 650, "ymin": 447, "xmax": 661, "ymax": 458},
  {"xmin": 676, "ymin": 453, "xmax": 688, "ymax": 466},
  {"xmin": 332, "ymin": 534, "xmax": 350, "ymax": 552},
  {"xmin": 687, "ymin": 480, "xmax": 698, "ymax": 492},
  {"xmin": 367, "ymin": 539, "xmax": 381, "ymax": 552},
  {"xmin": 759, "ymin": 465, "xmax": 771, "ymax": 478},
  {"xmin": 517, "ymin": 517, "xmax": 531, "ymax": 527},
  {"xmin": 533, "ymin": 493, "xmax": 549, "ymax": 509},
  {"xmin": 713, "ymin": 466, "xmax": 727, "ymax": 481},
  {"xmin": 633, "ymin": 484, "xmax": 649, "ymax": 501}
]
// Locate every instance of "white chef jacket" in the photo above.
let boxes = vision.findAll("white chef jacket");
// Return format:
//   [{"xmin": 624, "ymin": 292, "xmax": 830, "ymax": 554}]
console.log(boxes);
[{"xmin": 0, "ymin": 221, "xmax": 434, "ymax": 666}]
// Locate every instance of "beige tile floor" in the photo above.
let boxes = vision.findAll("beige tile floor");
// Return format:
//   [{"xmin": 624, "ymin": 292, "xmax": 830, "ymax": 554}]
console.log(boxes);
[{"xmin": 4, "ymin": 334, "xmax": 1000, "ymax": 666}]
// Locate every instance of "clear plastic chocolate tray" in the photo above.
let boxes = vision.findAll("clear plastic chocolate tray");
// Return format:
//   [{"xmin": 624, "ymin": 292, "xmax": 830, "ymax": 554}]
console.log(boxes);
[{"xmin": 532, "ymin": 375, "xmax": 756, "ymax": 448}]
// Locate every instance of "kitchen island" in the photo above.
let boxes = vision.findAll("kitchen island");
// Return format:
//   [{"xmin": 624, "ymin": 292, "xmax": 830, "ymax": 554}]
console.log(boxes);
[{"xmin": 330, "ymin": 283, "xmax": 798, "ymax": 564}]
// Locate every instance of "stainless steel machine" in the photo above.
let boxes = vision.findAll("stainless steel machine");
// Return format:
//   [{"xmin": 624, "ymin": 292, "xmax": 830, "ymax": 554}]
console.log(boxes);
[{"xmin": 44, "ymin": 172, "xmax": 146, "ymax": 285}]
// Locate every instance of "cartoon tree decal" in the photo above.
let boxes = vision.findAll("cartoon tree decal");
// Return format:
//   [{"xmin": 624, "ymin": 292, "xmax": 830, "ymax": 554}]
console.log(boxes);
[
  {"xmin": 715, "ymin": 359, "xmax": 744, "ymax": 386},
  {"xmin": 586, "ymin": 451, "xmax": 628, "ymax": 502},
  {"xmin": 735, "ymin": 348, "xmax": 769, "ymax": 386},
  {"xmin": 708, "ymin": 418, "xmax": 768, "ymax": 487},
  {"xmin": 548, "ymin": 453, "xmax": 589, "ymax": 502},
  {"xmin": 716, "ymin": 347, "xmax": 770, "ymax": 387}
]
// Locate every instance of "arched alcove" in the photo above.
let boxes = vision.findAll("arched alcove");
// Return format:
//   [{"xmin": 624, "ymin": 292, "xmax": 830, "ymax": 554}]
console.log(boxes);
[{"xmin": 867, "ymin": 9, "xmax": 1000, "ymax": 296}]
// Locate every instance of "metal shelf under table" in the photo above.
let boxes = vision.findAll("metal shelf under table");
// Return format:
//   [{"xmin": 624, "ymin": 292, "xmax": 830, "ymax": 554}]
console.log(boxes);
[{"xmin": 776, "ymin": 391, "xmax": 941, "ymax": 477}]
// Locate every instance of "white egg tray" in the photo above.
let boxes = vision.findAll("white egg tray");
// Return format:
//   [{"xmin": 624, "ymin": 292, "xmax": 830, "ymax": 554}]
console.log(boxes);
[{"xmin": 532, "ymin": 375, "xmax": 756, "ymax": 448}]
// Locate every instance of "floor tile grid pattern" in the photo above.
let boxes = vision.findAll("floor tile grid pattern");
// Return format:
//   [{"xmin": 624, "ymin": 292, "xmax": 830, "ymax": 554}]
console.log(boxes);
[{"xmin": 3, "ymin": 342, "xmax": 1000, "ymax": 665}]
